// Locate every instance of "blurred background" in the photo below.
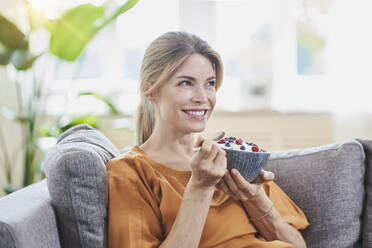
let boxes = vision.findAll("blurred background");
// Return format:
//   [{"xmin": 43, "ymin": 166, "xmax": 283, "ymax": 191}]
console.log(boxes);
[{"xmin": 1, "ymin": 0, "xmax": 372, "ymax": 194}]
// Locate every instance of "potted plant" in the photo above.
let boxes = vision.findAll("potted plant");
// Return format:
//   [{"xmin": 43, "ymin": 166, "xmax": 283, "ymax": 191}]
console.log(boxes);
[{"xmin": 0, "ymin": 0, "xmax": 138, "ymax": 194}]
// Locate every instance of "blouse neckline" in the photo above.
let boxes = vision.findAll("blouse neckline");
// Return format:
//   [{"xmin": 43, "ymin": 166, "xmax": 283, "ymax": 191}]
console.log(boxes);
[{"xmin": 132, "ymin": 145, "xmax": 192, "ymax": 184}]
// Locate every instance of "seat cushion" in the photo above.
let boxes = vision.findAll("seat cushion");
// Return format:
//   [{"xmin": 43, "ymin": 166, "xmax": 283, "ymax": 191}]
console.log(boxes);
[
  {"xmin": 266, "ymin": 140, "xmax": 365, "ymax": 248},
  {"xmin": 44, "ymin": 124, "xmax": 119, "ymax": 248}
]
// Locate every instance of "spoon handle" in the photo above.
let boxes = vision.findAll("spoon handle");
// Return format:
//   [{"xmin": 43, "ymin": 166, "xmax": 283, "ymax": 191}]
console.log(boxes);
[{"xmin": 193, "ymin": 131, "xmax": 225, "ymax": 152}]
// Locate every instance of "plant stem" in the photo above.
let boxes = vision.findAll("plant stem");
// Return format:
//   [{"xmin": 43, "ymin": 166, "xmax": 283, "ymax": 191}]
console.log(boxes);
[
  {"xmin": 23, "ymin": 69, "xmax": 38, "ymax": 186},
  {"xmin": 14, "ymin": 73, "xmax": 29, "ymax": 187},
  {"xmin": 0, "ymin": 121, "xmax": 12, "ymax": 184}
]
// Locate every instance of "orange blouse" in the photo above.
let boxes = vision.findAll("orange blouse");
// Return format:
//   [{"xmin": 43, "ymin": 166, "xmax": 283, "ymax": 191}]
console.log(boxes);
[{"xmin": 107, "ymin": 146, "xmax": 309, "ymax": 248}]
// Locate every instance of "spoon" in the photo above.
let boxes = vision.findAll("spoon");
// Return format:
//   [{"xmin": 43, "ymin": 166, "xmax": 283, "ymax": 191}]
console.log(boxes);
[{"xmin": 193, "ymin": 131, "xmax": 225, "ymax": 152}]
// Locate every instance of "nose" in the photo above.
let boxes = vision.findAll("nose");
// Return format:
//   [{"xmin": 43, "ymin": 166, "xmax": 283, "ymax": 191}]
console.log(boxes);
[{"xmin": 192, "ymin": 84, "xmax": 208, "ymax": 104}]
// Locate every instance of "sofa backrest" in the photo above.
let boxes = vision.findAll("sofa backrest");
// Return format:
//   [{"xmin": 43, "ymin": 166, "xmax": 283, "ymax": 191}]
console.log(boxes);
[
  {"xmin": 266, "ymin": 140, "xmax": 366, "ymax": 248},
  {"xmin": 44, "ymin": 124, "xmax": 119, "ymax": 248}
]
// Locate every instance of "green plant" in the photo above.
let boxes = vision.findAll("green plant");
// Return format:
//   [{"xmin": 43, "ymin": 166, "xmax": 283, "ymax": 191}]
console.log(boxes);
[{"xmin": 0, "ymin": 0, "xmax": 138, "ymax": 194}]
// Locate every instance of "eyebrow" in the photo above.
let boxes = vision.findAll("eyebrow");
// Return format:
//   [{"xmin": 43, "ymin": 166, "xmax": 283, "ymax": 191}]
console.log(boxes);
[{"xmin": 176, "ymin": 75, "xmax": 216, "ymax": 81}]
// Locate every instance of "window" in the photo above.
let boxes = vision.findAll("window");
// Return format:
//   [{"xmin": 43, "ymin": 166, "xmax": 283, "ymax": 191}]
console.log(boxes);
[{"xmin": 44, "ymin": 0, "xmax": 372, "ymax": 115}]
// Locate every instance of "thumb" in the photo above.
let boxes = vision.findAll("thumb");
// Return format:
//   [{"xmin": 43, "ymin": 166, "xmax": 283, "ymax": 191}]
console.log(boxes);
[{"xmin": 194, "ymin": 135, "xmax": 205, "ymax": 148}]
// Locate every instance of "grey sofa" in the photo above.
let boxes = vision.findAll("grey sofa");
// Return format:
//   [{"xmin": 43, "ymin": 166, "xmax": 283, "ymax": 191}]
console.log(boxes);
[{"xmin": 0, "ymin": 124, "xmax": 371, "ymax": 248}]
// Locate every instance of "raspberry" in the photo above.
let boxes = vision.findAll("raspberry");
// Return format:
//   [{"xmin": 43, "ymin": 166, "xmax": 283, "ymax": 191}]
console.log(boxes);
[
  {"xmin": 235, "ymin": 140, "xmax": 242, "ymax": 145},
  {"xmin": 252, "ymin": 146, "xmax": 259, "ymax": 152},
  {"xmin": 218, "ymin": 139, "xmax": 226, "ymax": 144},
  {"xmin": 229, "ymin": 137, "xmax": 236, "ymax": 140}
]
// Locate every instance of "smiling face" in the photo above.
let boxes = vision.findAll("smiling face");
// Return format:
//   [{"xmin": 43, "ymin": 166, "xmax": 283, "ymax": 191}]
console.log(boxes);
[{"xmin": 150, "ymin": 53, "xmax": 217, "ymax": 134}]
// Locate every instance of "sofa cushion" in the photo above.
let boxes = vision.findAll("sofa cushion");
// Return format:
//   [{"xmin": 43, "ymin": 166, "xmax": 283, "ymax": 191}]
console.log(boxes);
[
  {"xmin": 265, "ymin": 140, "xmax": 365, "ymax": 248},
  {"xmin": 356, "ymin": 138, "xmax": 372, "ymax": 248},
  {"xmin": 44, "ymin": 124, "xmax": 119, "ymax": 248}
]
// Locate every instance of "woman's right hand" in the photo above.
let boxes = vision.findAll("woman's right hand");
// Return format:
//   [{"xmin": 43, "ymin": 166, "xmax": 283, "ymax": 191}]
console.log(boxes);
[{"xmin": 189, "ymin": 136, "xmax": 227, "ymax": 189}]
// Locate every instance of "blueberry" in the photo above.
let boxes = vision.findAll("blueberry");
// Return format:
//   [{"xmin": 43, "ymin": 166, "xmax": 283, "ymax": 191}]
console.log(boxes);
[
  {"xmin": 225, "ymin": 143, "xmax": 231, "ymax": 147},
  {"xmin": 246, "ymin": 142, "xmax": 254, "ymax": 146},
  {"xmin": 240, "ymin": 146, "xmax": 245, "ymax": 150}
]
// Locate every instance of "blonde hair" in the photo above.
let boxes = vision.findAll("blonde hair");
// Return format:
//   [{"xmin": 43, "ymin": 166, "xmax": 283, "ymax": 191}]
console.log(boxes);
[{"xmin": 136, "ymin": 31, "xmax": 224, "ymax": 145}]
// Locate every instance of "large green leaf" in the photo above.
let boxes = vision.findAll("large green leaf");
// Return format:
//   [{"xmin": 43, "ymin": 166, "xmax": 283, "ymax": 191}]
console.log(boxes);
[
  {"xmin": 48, "ymin": 0, "xmax": 139, "ymax": 61},
  {"xmin": 48, "ymin": 4, "xmax": 105, "ymax": 61},
  {"xmin": 106, "ymin": 0, "xmax": 139, "ymax": 24},
  {"xmin": 0, "ymin": 15, "xmax": 28, "ymax": 51}
]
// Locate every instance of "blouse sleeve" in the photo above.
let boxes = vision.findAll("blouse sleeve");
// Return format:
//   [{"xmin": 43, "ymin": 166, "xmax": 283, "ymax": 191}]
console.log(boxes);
[
  {"xmin": 263, "ymin": 181, "xmax": 310, "ymax": 230},
  {"xmin": 107, "ymin": 158, "xmax": 163, "ymax": 248}
]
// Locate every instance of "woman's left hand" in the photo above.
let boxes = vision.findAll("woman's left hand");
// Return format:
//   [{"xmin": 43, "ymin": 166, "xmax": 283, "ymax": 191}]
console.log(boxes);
[{"xmin": 216, "ymin": 169, "xmax": 275, "ymax": 201}]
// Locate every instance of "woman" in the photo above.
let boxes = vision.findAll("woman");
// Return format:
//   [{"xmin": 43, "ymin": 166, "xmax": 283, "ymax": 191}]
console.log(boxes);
[{"xmin": 107, "ymin": 31, "xmax": 309, "ymax": 248}]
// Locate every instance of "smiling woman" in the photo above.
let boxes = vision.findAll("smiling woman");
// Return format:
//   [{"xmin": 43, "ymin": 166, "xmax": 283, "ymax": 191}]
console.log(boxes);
[{"xmin": 106, "ymin": 31, "xmax": 309, "ymax": 248}]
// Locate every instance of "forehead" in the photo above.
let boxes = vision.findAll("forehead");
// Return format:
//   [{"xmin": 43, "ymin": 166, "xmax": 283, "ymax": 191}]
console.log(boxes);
[{"xmin": 171, "ymin": 53, "xmax": 215, "ymax": 78}]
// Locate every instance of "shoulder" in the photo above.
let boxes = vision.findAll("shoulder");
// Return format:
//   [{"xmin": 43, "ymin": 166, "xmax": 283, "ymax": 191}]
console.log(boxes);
[{"xmin": 106, "ymin": 146, "xmax": 152, "ymax": 179}]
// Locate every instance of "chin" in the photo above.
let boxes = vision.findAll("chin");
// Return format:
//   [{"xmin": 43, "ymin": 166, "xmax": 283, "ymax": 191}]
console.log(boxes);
[{"xmin": 188, "ymin": 122, "xmax": 207, "ymax": 133}]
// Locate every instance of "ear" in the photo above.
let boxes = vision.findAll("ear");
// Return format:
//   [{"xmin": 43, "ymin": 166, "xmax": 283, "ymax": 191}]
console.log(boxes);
[{"xmin": 142, "ymin": 81, "xmax": 156, "ymax": 101}]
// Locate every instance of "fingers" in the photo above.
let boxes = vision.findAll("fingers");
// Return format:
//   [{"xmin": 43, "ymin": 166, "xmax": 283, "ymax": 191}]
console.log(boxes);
[
  {"xmin": 261, "ymin": 170, "xmax": 275, "ymax": 181},
  {"xmin": 216, "ymin": 172, "xmax": 239, "ymax": 200},
  {"xmin": 216, "ymin": 177, "xmax": 233, "ymax": 195},
  {"xmin": 253, "ymin": 170, "xmax": 275, "ymax": 183},
  {"xmin": 213, "ymin": 149, "xmax": 227, "ymax": 172},
  {"xmin": 230, "ymin": 169, "xmax": 250, "ymax": 190},
  {"xmin": 199, "ymin": 140, "xmax": 219, "ymax": 161},
  {"xmin": 217, "ymin": 169, "xmax": 263, "ymax": 201},
  {"xmin": 221, "ymin": 170, "xmax": 243, "ymax": 200}
]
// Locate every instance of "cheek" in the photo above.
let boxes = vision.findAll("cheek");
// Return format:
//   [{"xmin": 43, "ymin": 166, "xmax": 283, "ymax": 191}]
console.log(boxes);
[{"xmin": 209, "ymin": 92, "xmax": 217, "ymax": 108}]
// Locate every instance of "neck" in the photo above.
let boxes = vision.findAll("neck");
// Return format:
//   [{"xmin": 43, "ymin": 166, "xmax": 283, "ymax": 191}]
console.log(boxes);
[{"xmin": 139, "ymin": 126, "xmax": 197, "ymax": 171}]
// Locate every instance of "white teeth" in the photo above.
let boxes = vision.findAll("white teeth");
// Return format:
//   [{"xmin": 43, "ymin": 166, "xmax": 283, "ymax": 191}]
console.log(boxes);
[{"xmin": 184, "ymin": 110, "xmax": 206, "ymax": 116}]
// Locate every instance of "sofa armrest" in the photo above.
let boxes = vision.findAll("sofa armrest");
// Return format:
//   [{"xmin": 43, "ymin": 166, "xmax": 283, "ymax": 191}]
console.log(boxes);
[{"xmin": 0, "ymin": 180, "xmax": 61, "ymax": 248}]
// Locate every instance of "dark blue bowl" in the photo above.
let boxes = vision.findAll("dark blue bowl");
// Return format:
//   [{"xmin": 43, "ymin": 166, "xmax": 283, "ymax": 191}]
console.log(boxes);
[{"xmin": 222, "ymin": 148, "xmax": 271, "ymax": 182}]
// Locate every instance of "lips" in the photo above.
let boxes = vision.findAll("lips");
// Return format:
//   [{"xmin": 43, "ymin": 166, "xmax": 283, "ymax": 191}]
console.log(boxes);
[{"xmin": 182, "ymin": 109, "xmax": 208, "ymax": 119}]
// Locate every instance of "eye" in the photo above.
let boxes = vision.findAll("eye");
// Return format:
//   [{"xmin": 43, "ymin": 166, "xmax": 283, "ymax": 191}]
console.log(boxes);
[
  {"xmin": 207, "ymin": 81, "xmax": 216, "ymax": 87},
  {"xmin": 178, "ymin": 80, "xmax": 192, "ymax": 86}
]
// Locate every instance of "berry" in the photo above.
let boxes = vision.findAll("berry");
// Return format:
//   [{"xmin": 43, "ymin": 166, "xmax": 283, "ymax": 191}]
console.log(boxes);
[
  {"xmin": 252, "ymin": 146, "xmax": 259, "ymax": 152},
  {"xmin": 225, "ymin": 143, "xmax": 231, "ymax": 147},
  {"xmin": 246, "ymin": 142, "xmax": 254, "ymax": 146},
  {"xmin": 235, "ymin": 139, "xmax": 242, "ymax": 145},
  {"xmin": 240, "ymin": 146, "xmax": 245, "ymax": 150},
  {"xmin": 253, "ymin": 143, "xmax": 258, "ymax": 147},
  {"xmin": 229, "ymin": 136, "xmax": 236, "ymax": 140},
  {"xmin": 218, "ymin": 139, "xmax": 226, "ymax": 144}
]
